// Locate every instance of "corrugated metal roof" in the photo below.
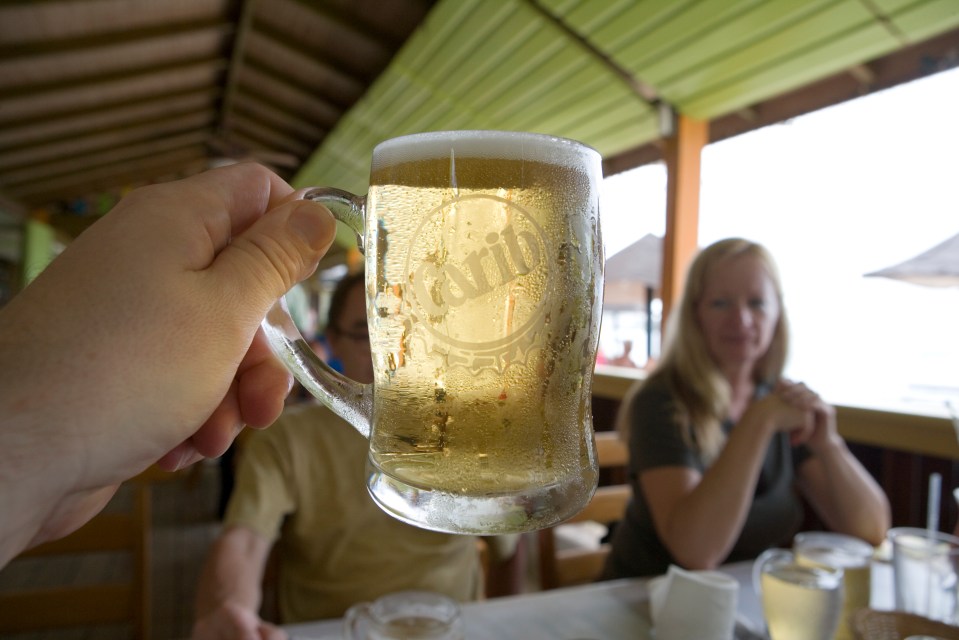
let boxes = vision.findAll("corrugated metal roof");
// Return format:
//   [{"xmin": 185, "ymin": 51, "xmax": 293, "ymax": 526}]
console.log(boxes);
[
  {"xmin": 1, "ymin": 0, "xmax": 955, "ymax": 249},
  {"xmin": 295, "ymin": 0, "xmax": 959, "ymax": 196}
]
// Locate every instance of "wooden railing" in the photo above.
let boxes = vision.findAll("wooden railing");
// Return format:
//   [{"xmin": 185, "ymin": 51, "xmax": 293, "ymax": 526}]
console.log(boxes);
[
  {"xmin": 591, "ymin": 366, "xmax": 959, "ymax": 529},
  {"xmin": 833, "ymin": 405, "xmax": 958, "ymax": 461},
  {"xmin": 592, "ymin": 365, "xmax": 648, "ymax": 402},
  {"xmin": 593, "ymin": 366, "xmax": 956, "ymax": 457}
]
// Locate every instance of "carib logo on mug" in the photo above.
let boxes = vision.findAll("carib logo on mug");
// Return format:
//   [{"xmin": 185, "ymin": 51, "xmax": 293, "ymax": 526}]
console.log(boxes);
[
  {"xmin": 263, "ymin": 130, "xmax": 604, "ymax": 535},
  {"xmin": 405, "ymin": 193, "xmax": 552, "ymax": 373}
]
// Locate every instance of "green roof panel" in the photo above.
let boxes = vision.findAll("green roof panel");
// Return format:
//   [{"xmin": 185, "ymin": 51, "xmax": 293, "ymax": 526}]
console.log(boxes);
[{"xmin": 294, "ymin": 0, "xmax": 959, "ymax": 226}]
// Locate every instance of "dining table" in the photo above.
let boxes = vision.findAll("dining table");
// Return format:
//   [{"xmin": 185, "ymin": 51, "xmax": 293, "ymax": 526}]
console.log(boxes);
[{"xmin": 283, "ymin": 558, "xmax": 896, "ymax": 640}]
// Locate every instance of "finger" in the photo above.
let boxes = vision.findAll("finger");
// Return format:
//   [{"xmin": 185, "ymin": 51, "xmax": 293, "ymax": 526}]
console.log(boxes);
[
  {"xmin": 190, "ymin": 380, "xmax": 245, "ymax": 458},
  {"xmin": 776, "ymin": 384, "xmax": 815, "ymax": 408},
  {"xmin": 29, "ymin": 485, "xmax": 119, "ymax": 547},
  {"xmin": 778, "ymin": 389, "xmax": 804, "ymax": 405},
  {"xmin": 796, "ymin": 389, "xmax": 818, "ymax": 408},
  {"xmin": 208, "ymin": 199, "xmax": 336, "ymax": 321},
  {"xmin": 774, "ymin": 379, "xmax": 794, "ymax": 394},
  {"xmin": 155, "ymin": 442, "xmax": 203, "ymax": 472},
  {"xmin": 125, "ymin": 164, "xmax": 294, "ymax": 272},
  {"xmin": 184, "ymin": 162, "xmax": 295, "ymax": 245},
  {"xmin": 237, "ymin": 330, "xmax": 294, "ymax": 428},
  {"xmin": 155, "ymin": 335, "xmax": 291, "ymax": 470},
  {"xmin": 789, "ymin": 420, "xmax": 813, "ymax": 446},
  {"xmin": 258, "ymin": 622, "xmax": 288, "ymax": 640}
]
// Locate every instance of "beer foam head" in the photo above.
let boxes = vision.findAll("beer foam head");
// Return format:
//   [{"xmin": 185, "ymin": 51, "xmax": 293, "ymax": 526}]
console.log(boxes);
[{"xmin": 372, "ymin": 130, "xmax": 599, "ymax": 171}]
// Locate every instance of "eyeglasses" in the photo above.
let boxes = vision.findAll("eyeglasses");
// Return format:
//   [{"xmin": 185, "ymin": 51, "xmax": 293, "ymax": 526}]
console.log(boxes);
[{"xmin": 332, "ymin": 327, "xmax": 370, "ymax": 343}]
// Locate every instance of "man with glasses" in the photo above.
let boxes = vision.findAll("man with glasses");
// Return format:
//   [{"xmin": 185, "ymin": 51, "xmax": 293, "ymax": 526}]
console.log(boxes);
[{"xmin": 192, "ymin": 271, "xmax": 483, "ymax": 638}]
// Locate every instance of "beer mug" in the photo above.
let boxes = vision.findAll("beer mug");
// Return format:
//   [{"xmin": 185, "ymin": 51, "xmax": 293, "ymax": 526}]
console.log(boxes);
[
  {"xmin": 794, "ymin": 531, "xmax": 874, "ymax": 640},
  {"xmin": 753, "ymin": 548, "xmax": 844, "ymax": 640},
  {"xmin": 263, "ymin": 130, "xmax": 604, "ymax": 534}
]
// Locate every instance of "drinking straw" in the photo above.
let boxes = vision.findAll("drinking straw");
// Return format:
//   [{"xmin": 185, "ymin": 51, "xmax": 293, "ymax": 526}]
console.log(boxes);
[
  {"xmin": 947, "ymin": 401, "xmax": 959, "ymax": 444},
  {"xmin": 928, "ymin": 472, "xmax": 942, "ymax": 534},
  {"xmin": 926, "ymin": 472, "xmax": 942, "ymax": 619}
]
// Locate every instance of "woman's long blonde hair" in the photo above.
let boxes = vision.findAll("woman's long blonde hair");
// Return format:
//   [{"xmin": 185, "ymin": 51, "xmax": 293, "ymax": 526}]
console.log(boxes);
[{"xmin": 618, "ymin": 238, "xmax": 789, "ymax": 463}]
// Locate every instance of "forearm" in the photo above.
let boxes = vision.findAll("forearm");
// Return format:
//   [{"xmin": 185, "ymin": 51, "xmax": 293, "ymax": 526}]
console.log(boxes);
[
  {"xmin": 0, "ymin": 329, "xmax": 124, "ymax": 567},
  {"xmin": 658, "ymin": 413, "xmax": 775, "ymax": 568},
  {"xmin": 195, "ymin": 526, "xmax": 270, "ymax": 618},
  {"xmin": 0, "ymin": 401, "xmax": 75, "ymax": 566},
  {"xmin": 0, "ymin": 459, "xmax": 53, "ymax": 567},
  {"xmin": 0, "ymin": 295, "xmax": 159, "ymax": 491},
  {"xmin": 801, "ymin": 437, "xmax": 891, "ymax": 545}
]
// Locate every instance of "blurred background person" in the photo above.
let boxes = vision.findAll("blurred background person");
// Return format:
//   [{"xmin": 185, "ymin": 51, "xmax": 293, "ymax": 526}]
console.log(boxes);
[
  {"xmin": 608, "ymin": 340, "xmax": 637, "ymax": 368},
  {"xmin": 602, "ymin": 237, "xmax": 889, "ymax": 579},
  {"xmin": 193, "ymin": 270, "xmax": 484, "ymax": 639}
]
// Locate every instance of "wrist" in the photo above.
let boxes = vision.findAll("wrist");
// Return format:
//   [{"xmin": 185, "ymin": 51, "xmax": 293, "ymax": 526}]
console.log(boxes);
[
  {"xmin": 808, "ymin": 432, "xmax": 845, "ymax": 456},
  {"xmin": 0, "ymin": 379, "xmax": 85, "ymax": 565},
  {"xmin": 0, "ymin": 429, "xmax": 63, "ymax": 565},
  {"xmin": 740, "ymin": 397, "xmax": 780, "ymax": 439}
]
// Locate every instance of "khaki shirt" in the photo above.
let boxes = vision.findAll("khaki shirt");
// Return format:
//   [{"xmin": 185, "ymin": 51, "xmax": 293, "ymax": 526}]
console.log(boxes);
[{"xmin": 225, "ymin": 403, "xmax": 482, "ymax": 622}]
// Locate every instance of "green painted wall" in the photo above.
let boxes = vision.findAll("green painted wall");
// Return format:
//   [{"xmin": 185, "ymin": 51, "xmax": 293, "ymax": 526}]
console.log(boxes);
[{"xmin": 21, "ymin": 218, "xmax": 55, "ymax": 287}]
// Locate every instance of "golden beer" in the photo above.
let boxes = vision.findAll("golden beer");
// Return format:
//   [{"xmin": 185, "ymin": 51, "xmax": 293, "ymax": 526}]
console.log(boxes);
[
  {"xmin": 365, "ymin": 133, "xmax": 602, "ymax": 532},
  {"xmin": 761, "ymin": 564, "xmax": 844, "ymax": 640},
  {"xmin": 795, "ymin": 532, "xmax": 873, "ymax": 640},
  {"xmin": 264, "ymin": 131, "xmax": 604, "ymax": 534}
]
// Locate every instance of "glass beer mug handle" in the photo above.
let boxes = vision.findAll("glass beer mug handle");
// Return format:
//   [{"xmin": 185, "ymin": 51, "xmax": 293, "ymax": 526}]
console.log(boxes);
[
  {"xmin": 342, "ymin": 602, "xmax": 372, "ymax": 639},
  {"xmin": 301, "ymin": 186, "xmax": 367, "ymax": 252},
  {"xmin": 752, "ymin": 548, "xmax": 791, "ymax": 598},
  {"xmin": 260, "ymin": 187, "xmax": 373, "ymax": 438}
]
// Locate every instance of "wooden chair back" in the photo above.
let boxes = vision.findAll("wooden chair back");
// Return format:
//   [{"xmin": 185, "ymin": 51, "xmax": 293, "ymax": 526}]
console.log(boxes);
[
  {"xmin": 0, "ymin": 480, "xmax": 152, "ymax": 638},
  {"xmin": 537, "ymin": 431, "xmax": 631, "ymax": 590}
]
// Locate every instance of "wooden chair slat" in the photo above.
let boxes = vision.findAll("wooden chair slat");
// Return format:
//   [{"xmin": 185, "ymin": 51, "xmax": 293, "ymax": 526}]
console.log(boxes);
[
  {"xmin": 538, "ymin": 431, "xmax": 631, "ymax": 590},
  {"xmin": 0, "ymin": 481, "xmax": 152, "ymax": 638},
  {"xmin": 0, "ymin": 584, "xmax": 133, "ymax": 631}
]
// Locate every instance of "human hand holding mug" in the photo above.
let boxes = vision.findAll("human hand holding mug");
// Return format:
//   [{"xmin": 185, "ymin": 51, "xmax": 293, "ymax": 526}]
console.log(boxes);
[{"xmin": 263, "ymin": 130, "xmax": 605, "ymax": 534}]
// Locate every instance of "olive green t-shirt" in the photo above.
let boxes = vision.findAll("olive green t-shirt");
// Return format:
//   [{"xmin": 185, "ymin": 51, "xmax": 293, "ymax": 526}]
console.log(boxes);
[
  {"xmin": 225, "ymin": 402, "xmax": 482, "ymax": 622},
  {"xmin": 602, "ymin": 375, "xmax": 810, "ymax": 578}
]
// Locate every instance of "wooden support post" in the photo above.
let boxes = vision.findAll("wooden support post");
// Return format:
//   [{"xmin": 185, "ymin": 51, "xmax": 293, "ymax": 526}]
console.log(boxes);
[{"xmin": 661, "ymin": 115, "xmax": 708, "ymax": 325}]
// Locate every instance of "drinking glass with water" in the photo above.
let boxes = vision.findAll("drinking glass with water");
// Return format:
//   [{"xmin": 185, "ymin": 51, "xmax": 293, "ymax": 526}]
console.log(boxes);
[{"xmin": 889, "ymin": 527, "xmax": 959, "ymax": 624}]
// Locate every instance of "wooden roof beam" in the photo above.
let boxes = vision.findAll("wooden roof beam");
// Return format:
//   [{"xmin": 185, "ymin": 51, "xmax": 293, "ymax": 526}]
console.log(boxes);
[{"xmin": 8, "ymin": 147, "xmax": 210, "ymax": 201}]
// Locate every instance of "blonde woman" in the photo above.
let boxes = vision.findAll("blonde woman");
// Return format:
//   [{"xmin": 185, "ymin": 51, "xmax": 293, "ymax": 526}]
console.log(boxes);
[{"xmin": 602, "ymin": 238, "xmax": 889, "ymax": 578}]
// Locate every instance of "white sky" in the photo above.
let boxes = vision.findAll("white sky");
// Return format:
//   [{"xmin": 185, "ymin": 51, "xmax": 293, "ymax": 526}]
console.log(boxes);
[{"xmin": 600, "ymin": 67, "xmax": 959, "ymax": 416}]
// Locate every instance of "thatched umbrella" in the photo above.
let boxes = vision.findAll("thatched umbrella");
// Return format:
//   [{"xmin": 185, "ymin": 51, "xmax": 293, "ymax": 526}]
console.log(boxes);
[
  {"xmin": 604, "ymin": 233, "xmax": 663, "ymax": 359},
  {"xmin": 865, "ymin": 232, "xmax": 959, "ymax": 288}
]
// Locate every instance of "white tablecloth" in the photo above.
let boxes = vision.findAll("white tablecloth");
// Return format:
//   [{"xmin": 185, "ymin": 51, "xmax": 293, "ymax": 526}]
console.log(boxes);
[
  {"xmin": 283, "ymin": 559, "xmax": 895, "ymax": 640},
  {"xmin": 283, "ymin": 561, "xmax": 767, "ymax": 640}
]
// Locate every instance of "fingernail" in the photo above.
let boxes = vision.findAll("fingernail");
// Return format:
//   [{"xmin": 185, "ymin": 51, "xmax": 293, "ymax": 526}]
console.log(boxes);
[
  {"xmin": 288, "ymin": 201, "xmax": 335, "ymax": 251},
  {"xmin": 171, "ymin": 450, "xmax": 188, "ymax": 472}
]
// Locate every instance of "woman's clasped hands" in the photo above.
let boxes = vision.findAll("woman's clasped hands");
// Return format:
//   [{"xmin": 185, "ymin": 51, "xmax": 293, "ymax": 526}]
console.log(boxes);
[{"xmin": 764, "ymin": 379, "xmax": 839, "ymax": 451}]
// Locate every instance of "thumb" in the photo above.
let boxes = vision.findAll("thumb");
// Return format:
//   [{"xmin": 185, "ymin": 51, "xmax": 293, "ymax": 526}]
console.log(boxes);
[
  {"xmin": 212, "ymin": 199, "xmax": 337, "ymax": 312},
  {"xmin": 258, "ymin": 621, "xmax": 288, "ymax": 640}
]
